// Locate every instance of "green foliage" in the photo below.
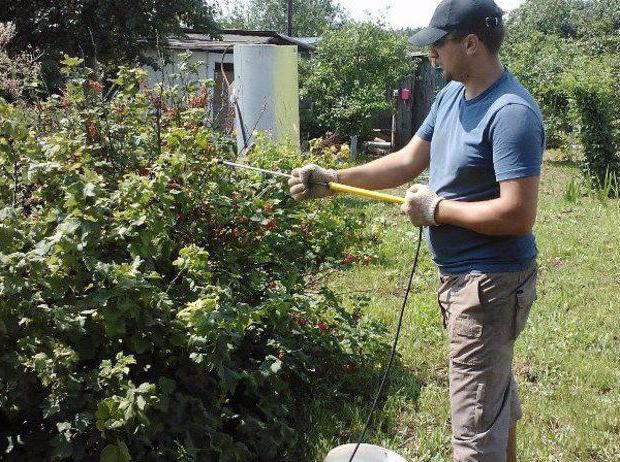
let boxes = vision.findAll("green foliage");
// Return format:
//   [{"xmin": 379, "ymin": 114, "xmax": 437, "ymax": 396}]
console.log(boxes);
[
  {"xmin": 502, "ymin": 31, "xmax": 578, "ymax": 148},
  {"xmin": 564, "ymin": 167, "xmax": 620, "ymax": 205},
  {"xmin": 507, "ymin": 0, "xmax": 585, "ymax": 39},
  {"xmin": 0, "ymin": 22, "xmax": 41, "ymax": 102},
  {"xmin": 0, "ymin": 62, "xmax": 389, "ymax": 461},
  {"xmin": 561, "ymin": 60, "xmax": 620, "ymax": 183},
  {"xmin": 299, "ymin": 21, "xmax": 414, "ymax": 141},
  {"xmin": 0, "ymin": 0, "xmax": 219, "ymax": 90},
  {"xmin": 507, "ymin": 0, "xmax": 620, "ymax": 54},
  {"xmin": 221, "ymin": 0, "xmax": 347, "ymax": 36},
  {"xmin": 503, "ymin": 0, "xmax": 620, "ymax": 182}
]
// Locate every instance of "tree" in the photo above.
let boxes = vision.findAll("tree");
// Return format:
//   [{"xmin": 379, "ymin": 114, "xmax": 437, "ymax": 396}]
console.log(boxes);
[
  {"xmin": 503, "ymin": 0, "xmax": 620, "ymax": 180},
  {"xmin": 299, "ymin": 21, "xmax": 413, "ymax": 141},
  {"xmin": 220, "ymin": 0, "xmax": 347, "ymax": 36},
  {"xmin": 0, "ymin": 0, "xmax": 220, "ymax": 90},
  {"xmin": 505, "ymin": 0, "xmax": 620, "ymax": 54}
]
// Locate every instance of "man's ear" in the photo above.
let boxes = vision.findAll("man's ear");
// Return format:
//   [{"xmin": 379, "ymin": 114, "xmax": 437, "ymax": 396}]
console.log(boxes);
[{"xmin": 463, "ymin": 34, "xmax": 480, "ymax": 56}]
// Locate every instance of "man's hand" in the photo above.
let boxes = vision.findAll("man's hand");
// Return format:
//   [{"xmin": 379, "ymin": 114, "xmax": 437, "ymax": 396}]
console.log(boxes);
[
  {"xmin": 288, "ymin": 164, "xmax": 338, "ymax": 201},
  {"xmin": 400, "ymin": 184, "xmax": 444, "ymax": 227}
]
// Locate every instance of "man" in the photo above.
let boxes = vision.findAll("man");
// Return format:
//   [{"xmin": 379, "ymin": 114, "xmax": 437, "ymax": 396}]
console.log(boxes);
[{"xmin": 288, "ymin": 0, "xmax": 544, "ymax": 460}]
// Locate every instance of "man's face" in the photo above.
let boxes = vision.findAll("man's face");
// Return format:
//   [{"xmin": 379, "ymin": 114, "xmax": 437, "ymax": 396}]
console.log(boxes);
[{"xmin": 430, "ymin": 34, "xmax": 467, "ymax": 83}]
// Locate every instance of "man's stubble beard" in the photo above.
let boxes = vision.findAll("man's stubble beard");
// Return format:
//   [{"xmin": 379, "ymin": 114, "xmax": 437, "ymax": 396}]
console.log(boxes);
[{"xmin": 442, "ymin": 68, "xmax": 469, "ymax": 84}]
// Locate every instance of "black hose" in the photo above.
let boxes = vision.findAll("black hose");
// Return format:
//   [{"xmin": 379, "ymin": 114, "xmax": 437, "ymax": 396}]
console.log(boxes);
[{"xmin": 347, "ymin": 226, "xmax": 424, "ymax": 462}]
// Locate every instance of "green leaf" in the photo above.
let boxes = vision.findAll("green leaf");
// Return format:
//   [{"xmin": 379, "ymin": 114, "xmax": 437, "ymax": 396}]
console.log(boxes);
[
  {"xmin": 259, "ymin": 355, "xmax": 282, "ymax": 377},
  {"xmin": 218, "ymin": 366, "xmax": 239, "ymax": 394},
  {"xmin": 100, "ymin": 442, "xmax": 131, "ymax": 462},
  {"xmin": 158, "ymin": 377, "xmax": 176, "ymax": 394},
  {"xmin": 83, "ymin": 182, "xmax": 96, "ymax": 197},
  {"xmin": 61, "ymin": 55, "xmax": 84, "ymax": 68}
]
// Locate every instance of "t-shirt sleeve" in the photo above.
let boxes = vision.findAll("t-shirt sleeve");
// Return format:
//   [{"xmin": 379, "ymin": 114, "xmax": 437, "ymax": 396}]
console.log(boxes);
[
  {"xmin": 489, "ymin": 104, "xmax": 545, "ymax": 182},
  {"xmin": 415, "ymin": 96, "xmax": 439, "ymax": 141}
]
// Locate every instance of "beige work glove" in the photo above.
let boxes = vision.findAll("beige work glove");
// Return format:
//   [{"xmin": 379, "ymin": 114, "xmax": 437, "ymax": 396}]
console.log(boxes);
[
  {"xmin": 288, "ymin": 164, "xmax": 338, "ymax": 201},
  {"xmin": 400, "ymin": 184, "xmax": 444, "ymax": 227}
]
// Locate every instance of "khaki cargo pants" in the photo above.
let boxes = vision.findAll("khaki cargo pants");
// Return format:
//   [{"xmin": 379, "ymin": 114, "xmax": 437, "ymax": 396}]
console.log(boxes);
[{"xmin": 437, "ymin": 261, "xmax": 537, "ymax": 462}]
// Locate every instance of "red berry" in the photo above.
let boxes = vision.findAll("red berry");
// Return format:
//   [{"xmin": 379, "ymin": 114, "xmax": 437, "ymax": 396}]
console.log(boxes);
[
  {"xmin": 60, "ymin": 94, "xmax": 72, "ymax": 108},
  {"xmin": 317, "ymin": 321, "xmax": 328, "ymax": 332},
  {"xmin": 84, "ymin": 120, "xmax": 99, "ymax": 139},
  {"xmin": 88, "ymin": 80, "xmax": 104, "ymax": 94}
]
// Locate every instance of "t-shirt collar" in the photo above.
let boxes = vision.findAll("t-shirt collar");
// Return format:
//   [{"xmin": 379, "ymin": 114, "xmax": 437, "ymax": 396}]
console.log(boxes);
[{"xmin": 462, "ymin": 67, "xmax": 509, "ymax": 105}]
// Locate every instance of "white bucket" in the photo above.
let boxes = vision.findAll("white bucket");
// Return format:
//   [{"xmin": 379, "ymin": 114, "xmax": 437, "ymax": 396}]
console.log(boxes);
[{"xmin": 323, "ymin": 444, "xmax": 407, "ymax": 462}]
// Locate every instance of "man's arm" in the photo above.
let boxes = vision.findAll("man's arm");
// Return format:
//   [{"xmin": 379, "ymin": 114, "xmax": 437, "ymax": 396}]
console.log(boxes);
[
  {"xmin": 337, "ymin": 135, "xmax": 430, "ymax": 190},
  {"xmin": 434, "ymin": 176, "xmax": 540, "ymax": 236}
]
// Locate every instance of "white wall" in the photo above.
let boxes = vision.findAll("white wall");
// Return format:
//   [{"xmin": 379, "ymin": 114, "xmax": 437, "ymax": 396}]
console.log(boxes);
[{"xmin": 233, "ymin": 45, "xmax": 300, "ymax": 152}]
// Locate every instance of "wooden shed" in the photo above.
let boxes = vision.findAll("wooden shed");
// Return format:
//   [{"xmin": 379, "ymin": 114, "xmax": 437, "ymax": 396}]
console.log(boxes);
[
  {"xmin": 393, "ymin": 52, "xmax": 446, "ymax": 150},
  {"xmin": 144, "ymin": 29, "xmax": 315, "ymax": 131}
]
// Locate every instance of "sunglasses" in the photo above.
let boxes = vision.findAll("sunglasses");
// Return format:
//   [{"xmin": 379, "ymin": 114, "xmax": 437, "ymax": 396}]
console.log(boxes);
[{"xmin": 431, "ymin": 32, "xmax": 465, "ymax": 48}]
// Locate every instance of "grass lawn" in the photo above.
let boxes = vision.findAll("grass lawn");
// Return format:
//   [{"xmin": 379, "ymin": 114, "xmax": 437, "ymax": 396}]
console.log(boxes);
[{"xmin": 303, "ymin": 153, "xmax": 620, "ymax": 461}]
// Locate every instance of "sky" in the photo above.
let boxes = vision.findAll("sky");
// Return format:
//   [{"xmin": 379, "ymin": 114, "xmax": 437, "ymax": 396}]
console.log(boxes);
[{"xmin": 335, "ymin": 0, "xmax": 527, "ymax": 29}]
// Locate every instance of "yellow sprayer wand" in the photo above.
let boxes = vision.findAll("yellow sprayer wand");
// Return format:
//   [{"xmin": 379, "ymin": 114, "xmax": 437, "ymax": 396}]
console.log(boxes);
[{"xmin": 217, "ymin": 160, "xmax": 405, "ymax": 205}]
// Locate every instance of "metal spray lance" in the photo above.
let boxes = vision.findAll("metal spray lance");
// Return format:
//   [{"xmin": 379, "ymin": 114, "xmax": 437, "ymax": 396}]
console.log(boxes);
[{"xmin": 216, "ymin": 159, "xmax": 406, "ymax": 205}]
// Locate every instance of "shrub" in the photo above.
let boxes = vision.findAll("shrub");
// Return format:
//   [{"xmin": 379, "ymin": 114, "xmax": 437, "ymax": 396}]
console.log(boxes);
[
  {"xmin": 504, "ymin": 0, "xmax": 620, "ymax": 158},
  {"xmin": 502, "ymin": 31, "xmax": 578, "ymax": 148},
  {"xmin": 561, "ymin": 58, "xmax": 620, "ymax": 183},
  {"xmin": 0, "ymin": 61, "xmax": 388, "ymax": 461},
  {"xmin": 299, "ymin": 21, "xmax": 414, "ymax": 141}
]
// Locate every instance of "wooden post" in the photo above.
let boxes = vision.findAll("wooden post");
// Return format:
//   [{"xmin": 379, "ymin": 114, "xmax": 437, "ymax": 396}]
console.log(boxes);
[
  {"xmin": 287, "ymin": 0, "xmax": 293, "ymax": 36},
  {"xmin": 394, "ymin": 76, "xmax": 414, "ymax": 150},
  {"xmin": 350, "ymin": 135, "xmax": 358, "ymax": 160},
  {"xmin": 393, "ymin": 55, "xmax": 446, "ymax": 151}
]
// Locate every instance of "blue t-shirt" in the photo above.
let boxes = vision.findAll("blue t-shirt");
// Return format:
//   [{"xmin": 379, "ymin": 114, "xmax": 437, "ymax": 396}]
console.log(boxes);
[{"xmin": 416, "ymin": 69, "xmax": 545, "ymax": 274}]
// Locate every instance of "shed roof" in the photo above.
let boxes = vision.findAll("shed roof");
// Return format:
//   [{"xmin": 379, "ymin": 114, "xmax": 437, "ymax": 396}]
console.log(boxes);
[{"xmin": 166, "ymin": 29, "xmax": 316, "ymax": 53}]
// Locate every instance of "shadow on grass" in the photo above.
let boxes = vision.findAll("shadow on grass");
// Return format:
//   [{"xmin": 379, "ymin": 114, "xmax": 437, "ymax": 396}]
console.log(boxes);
[{"xmin": 286, "ymin": 361, "xmax": 422, "ymax": 461}]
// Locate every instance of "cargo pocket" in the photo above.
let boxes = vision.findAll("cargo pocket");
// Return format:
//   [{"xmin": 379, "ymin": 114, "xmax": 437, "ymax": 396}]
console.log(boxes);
[
  {"xmin": 453, "ymin": 316, "xmax": 483, "ymax": 338},
  {"xmin": 448, "ymin": 278, "xmax": 486, "ymax": 366},
  {"xmin": 514, "ymin": 274, "xmax": 537, "ymax": 340}
]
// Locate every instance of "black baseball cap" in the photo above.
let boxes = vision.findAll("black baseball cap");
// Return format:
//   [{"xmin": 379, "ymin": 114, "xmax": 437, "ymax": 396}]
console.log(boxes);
[{"xmin": 409, "ymin": 0, "xmax": 504, "ymax": 47}]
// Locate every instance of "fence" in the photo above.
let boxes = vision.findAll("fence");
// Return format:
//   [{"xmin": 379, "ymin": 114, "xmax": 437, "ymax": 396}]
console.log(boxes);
[{"xmin": 393, "ymin": 53, "xmax": 446, "ymax": 150}]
